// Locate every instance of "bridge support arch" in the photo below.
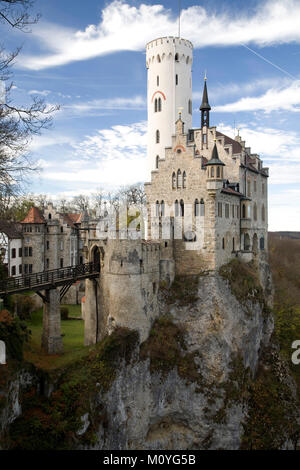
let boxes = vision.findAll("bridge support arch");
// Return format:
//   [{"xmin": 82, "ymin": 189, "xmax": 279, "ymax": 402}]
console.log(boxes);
[{"xmin": 41, "ymin": 288, "xmax": 64, "ymax": 355}]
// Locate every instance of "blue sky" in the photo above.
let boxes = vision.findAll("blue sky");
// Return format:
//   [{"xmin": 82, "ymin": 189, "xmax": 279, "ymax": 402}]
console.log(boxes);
[{"xmin": 2, "ymin": 0, "xmax": 300, "ymax": 230}]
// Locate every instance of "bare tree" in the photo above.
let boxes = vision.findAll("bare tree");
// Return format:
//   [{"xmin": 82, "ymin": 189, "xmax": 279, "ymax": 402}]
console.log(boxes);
[
  {"xmin": 72, "ymin": 194, "xmax": 90, "ymax": 212},
  {"xmin": 0, "ymin": 0, "xmax": 59, "ymax": 209},
  {"xmin": 0, "ymin": 0, "xmax": 40, "ymax": 31}
]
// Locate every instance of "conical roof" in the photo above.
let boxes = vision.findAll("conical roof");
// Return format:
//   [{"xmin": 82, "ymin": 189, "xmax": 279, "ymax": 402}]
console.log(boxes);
[
  {"xmin": 200, "ymin": 79, "xmax": 211, "ymax": 111},
  {"xmin": 205, "ymin": 142, "xmax": 225, "ymax": 166}
]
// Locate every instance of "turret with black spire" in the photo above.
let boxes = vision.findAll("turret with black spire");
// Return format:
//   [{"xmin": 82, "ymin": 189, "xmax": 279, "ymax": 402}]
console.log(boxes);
[{"xmin": 200, "ymin": 73, "xmax": 211, "ymax": 128}]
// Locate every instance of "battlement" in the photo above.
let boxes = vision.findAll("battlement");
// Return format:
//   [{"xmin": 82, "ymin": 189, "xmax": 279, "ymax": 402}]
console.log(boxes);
[{"xmin": 146, "ymin": 36, "xmax": 193, "ymax": 68}]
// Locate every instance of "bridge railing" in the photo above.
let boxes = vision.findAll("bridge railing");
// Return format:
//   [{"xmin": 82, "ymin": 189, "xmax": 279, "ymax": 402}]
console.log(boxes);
[{"xmin": 0, "ymin": 262, "xmax": 100, "ymax": 295}]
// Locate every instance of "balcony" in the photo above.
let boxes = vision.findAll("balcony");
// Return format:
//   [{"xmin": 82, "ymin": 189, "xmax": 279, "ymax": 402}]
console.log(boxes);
[{"xmin": 241, "ymin": 218, "xmax": 252, "ymax": 229}]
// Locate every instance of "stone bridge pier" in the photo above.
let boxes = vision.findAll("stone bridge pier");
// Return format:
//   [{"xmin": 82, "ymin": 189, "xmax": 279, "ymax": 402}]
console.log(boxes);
[{"xmin": 41, "ymin": 288, "xmax": 64, "ymax": 355}]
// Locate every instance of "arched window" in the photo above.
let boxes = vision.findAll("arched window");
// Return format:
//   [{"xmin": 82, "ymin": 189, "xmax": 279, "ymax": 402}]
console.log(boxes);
[
  {"xmin": 154, "ymin": 98, "xmax": 157, "ymax": 112},
  {"xmin": 217, "ymin": 166, "xmax": 220, "ymax": 178},
  {"xmin": 260, "ymin": 237, "xmax": 265, "ymax": 250},
  {"xmin": 180, "ymin": 199, "xmax": 184, "ymax": 217},
  {"xmin": 158, "ymin": 97, "xmax": 162, "ymax": 112},
  {"xmin": 175, "ymin": 53, "xmax": 179, "ymax": 62},
  {"xmin": 161, "ymin": 200, "xmax": 165, "ymax": 216},
  {"xmin": 175, "ymin": 200, "xmax": 179, "ymax": 217},
  {"xmin": 244, "ymin": 233, "xmax": 250, "ymax": 251},
  {"xmin": 155, "ymin": 201, "xmax": 159, "ymax": 217},
  {"xmin": 183, "ymin": 171, "xmax": 186, "ymax": 188},
  {"xmin": 200, "ymin": 198, "xmax": 205, "ymax": 216},
  {"xmin": 194, "ymin": 199, "xmax": 199, "ymax": 216},
  {"xmin": 222, "ymin": 238, "xmax": 225, "ymax": 249},
  {"xmin": 156, "ymin": 129, "xmax": 160, "ymax": 143},
  {"xmin": 253, "ymin": 203, "xmax": 257, "ymax": 221},
  {"xmin": 177, "ymin": 169, "xmax": 182, "ymax": 188},
  {"xmin": 175, "ymin": 74, "xmax": 178, "ymax": 85},
  {"xmin": 242, "ymin": 204, "xmax": 246, "ymax": 219},
  {"xmin": 156, "ymin": 155, "xmax": 159, "ymax": 169},
  {"xmin": 172, "ymin": 172, "xmax": 176, "ymax": 189},
  {"xmin": 188, "ymin": 99, "xmax": 192, "ymax": 114},
  {"xmin": 48, "ymin": 213, "xmax": 51, "ymax": 220},
  {"xmin": 262, "ymin": 204, "xmax": 265, "ymax": 222},
  {"xmin": 157, "ymin": 54, "xmax": 161, "ymax": 63},
  {"xmin": 211, "ymin": 167, "xmax": 214, "ymax": 178},
  {"xmin": 157, "ymin": 75, "xmax": 159, "ymax": 86},
  {"xmin": 247, "ymin": 179, "xmax": 251, "ymax": 197}
]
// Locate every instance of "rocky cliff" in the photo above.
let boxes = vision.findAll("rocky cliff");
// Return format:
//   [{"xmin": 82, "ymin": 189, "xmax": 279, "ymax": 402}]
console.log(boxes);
[{"xmin": 1, "ymin": 260, "xmax": 300, "ymax": 450}]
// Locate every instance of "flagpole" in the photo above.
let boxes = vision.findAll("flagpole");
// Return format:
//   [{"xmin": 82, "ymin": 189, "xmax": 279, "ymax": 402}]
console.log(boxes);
[{"xmin": 178, "ymin": 0, "xmax": 181, "ymax": 37}]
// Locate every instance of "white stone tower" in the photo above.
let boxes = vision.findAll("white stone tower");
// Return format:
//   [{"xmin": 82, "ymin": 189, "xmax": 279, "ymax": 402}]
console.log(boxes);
[{"xmin": 146, "ymin": 37, "xmax": 193, "ymax": 175}]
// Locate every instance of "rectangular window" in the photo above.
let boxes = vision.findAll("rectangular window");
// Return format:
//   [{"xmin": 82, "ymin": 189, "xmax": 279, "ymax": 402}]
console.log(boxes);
[
  {"xmin": 60, "ymin": 258, "xmax": 63, "ymax": 268},
  {"xmin": 46, "ymin": 241, "xmax": 49, "ymax": 250},
  {"xmin": 29, "ymin": 247, "xmax": 32, "ymax": 257},
  {"xmin": 19, "ymin": 248, "xmax": 22, "ymax": 257},
  {"xmin": 46, "ymin": 259, "xmax": 49, "ymax": 269},
  {"xmin": 24, "ymin": 264, "xmax": 28, "ymax": 274},
  {"xmin": 29, "ymin": 264, "xmax": 33, "ymax": 274},
  {"xmin": 19, "ymin": 265, "xmax": 22, "ymax": 274},
  {"xmin": 24, "ymin": 247, "xmax": 28, "ymax": 257},
  {"xmin": 218, "ymin": 203, "xmax": 222, "ymax": 217},
  {"xmin": 11, "ymin": 266, "xmax": 16, "ymax": 276},
  {"xmin": 11, "ymin": 248, "xmax": 16, "ymax": 259},
  {"xmin": 225, "ymin": 204, "xmax": 229, "ymax": 218}
]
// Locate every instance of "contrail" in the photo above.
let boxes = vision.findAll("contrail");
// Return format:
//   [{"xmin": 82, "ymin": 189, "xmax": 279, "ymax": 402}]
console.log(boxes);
[{"xmin": 241, "ymin": 43, "xmax": 298, "ymax": 80}]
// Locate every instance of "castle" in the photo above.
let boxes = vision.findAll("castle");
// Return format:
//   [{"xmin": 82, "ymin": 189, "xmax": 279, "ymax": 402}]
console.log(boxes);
[
  {"xmin": 0, "ymin": 37, "xmax": 269, "ymax": 353},
  {"xmin": 83, "ymin": 36, "xmax": 269, "ymax": 346}
]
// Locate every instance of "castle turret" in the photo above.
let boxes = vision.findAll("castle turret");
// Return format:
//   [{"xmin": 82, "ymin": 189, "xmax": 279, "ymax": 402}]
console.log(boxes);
[
  {"xmin": 146, "ymin": 37, "xmax": 193, "ymax": 175},
  {"xmin": 205, "ymin": 140, "xmax": 225, "ymax": 193}
]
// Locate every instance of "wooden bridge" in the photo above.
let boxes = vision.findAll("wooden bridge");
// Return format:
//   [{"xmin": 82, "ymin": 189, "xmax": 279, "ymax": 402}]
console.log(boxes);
[
  {"xmin": 0, "ymin": 262, "xmax": 100, "ymax": 299},
  {"xmin": 0, "ymin": 262, "xmax": 100, "ymax": 355}
]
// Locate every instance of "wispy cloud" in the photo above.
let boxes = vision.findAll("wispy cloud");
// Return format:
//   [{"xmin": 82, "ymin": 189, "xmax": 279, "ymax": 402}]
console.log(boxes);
[
  {"xmin": 18, "ymin": 0, "xmax": 300, "ymax": 70},
  {"xmin": 215, "ymin": 80, "xmax": 300, "ymax": 113},
  {"xmin": 37, "ymin": 122, "xmax": 147, "ymax": 188},
  {"xmin": 28, "ymin": 89, "xmax": 51, "ymax": 96},
  {"xmin": 63, "ymin": 96, "xmax": 146, "ymax": 116}
]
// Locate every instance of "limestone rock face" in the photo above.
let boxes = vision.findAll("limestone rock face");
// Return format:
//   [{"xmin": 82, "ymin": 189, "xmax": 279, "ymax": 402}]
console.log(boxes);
[{"xmin": 88, "ymin": 272, "xmax": 274, "ymax": 450}]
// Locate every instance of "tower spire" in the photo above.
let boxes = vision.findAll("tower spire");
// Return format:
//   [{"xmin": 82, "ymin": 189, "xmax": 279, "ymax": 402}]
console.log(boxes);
[{"xmin": 200, "ymin": 74, "xmax": 211, "ymax": 128}]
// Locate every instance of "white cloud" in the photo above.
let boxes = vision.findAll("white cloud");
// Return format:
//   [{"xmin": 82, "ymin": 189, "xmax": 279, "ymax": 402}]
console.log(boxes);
[
  {"xmin": 28, "ymin": 89, "xmax": 51, "ymax": 96},
  {"xmin": 29, "ymin": 133, "xmax": 76, "ymax": 151},
  {"xmin": 64, "ymin": 96, "xmax": 146, "ymax": 116},
  {"xmin": 18, "ymin": 0, "xmax": 300, "ymax": 70},
  {"xmin": 215, "ymin": 80, "xmax": 300, "ymax": 113},
  {"xmin": 39, "ymin": 122, "xmax": 147, "ymax": 188}
]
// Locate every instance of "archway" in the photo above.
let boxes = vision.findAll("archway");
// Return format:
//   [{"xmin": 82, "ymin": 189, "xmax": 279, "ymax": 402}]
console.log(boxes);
[{"xmin": 92, "ymin": 246, "xmax": 101, "ymax": 271}]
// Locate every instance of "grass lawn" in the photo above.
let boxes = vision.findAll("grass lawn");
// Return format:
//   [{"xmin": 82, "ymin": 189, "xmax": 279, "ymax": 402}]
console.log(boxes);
[{"xmin": 24, "ymin": 305, "xmax": 93, "ymax": 371}]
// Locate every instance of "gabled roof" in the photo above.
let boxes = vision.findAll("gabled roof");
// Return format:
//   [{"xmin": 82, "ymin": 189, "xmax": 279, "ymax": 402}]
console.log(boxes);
[
  {"xmin": 61, "ymin": 213, "xmax": 82, "ymax": 228},
  {"xmin": 21, "ymin": 207, "xmax": 45, "ymax": 224},
  {"xmin": 216, "ymin": 131, "xmax": 242, "ymax": 155},
  {"xmin": 0, "ymin": 220, "xmax": 22, "ymax": 238}
]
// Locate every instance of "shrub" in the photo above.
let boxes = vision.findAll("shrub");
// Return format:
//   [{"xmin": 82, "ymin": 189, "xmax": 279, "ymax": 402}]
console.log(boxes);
[
  {"xmin": 11, "ymin": 295, "xmax": 36, "ymax": 320},
  {"xmin": 60, "ymin": 307, "xmax": 69, "ymax": 321},
  {"xmin": 0, "ymin": 309, "xmax": 30, "ymax": 361}
]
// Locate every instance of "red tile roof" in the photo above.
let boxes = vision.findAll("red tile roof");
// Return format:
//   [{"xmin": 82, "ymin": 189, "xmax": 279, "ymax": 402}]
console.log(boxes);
[
  {"xmin": 221, "ymin": 188, "xmax": 243, "ymax": 197},
  {"xmin": 61, "ymin": 213, "xmax": 82, "ymax": 227},
  {"xmin": 216, "ymin": 131, "xmax": 242, "ymax": 154},
  {"xmin": 21, "ymin": 207, "xmax": 45, "ymax": 224}
]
